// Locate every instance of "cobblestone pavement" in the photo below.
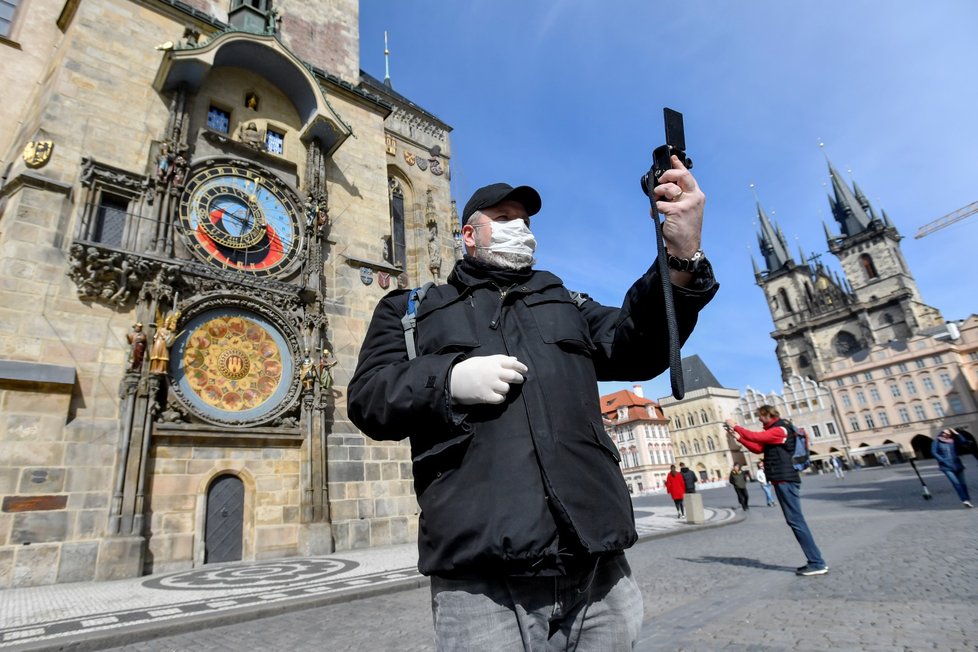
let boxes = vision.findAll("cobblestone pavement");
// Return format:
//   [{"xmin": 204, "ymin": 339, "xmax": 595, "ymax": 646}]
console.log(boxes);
[
  {"xmin": 92, "ymin": 462, "xmax": 976, "ymax": 652},
  {"xmin": 0, "ymin": 495, "xmax": 734, "ymax": 651},
  {"xmin": 97, "ymin": 464, "xmax": 978, "ymax": 652}
]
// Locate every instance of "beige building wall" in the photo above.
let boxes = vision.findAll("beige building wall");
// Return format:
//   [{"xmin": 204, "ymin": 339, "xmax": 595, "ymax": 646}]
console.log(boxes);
[
  {"xmin": 821, "ymin": 316, "xmax": 978, "ymax": 462},
  {"xmin": 660, "ymin": 387, "xmax": 742, "ymax": 482}
]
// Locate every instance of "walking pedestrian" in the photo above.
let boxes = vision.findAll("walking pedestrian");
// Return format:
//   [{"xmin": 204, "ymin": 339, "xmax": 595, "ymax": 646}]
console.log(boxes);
[
  {"xmin": 831, "ymin": 455, "xmax": 845, "ymax": 479},
  {"xmin": 931, "ymin": 428, "xmax": 973, "ymax": 508},
  {"xmin": 665, "ymin": 464, "xmax": 686, "ymax": 518},
  {"xmin": 725, "ymin": 405, "xmax": 829, "ymax": 576},
  {"xmin": 756, "ymin": 461, "xmax": 775, "ymax": 506},
  {"xmin": 728, "ymin": 463, "xmax": 750, "ymax": 510},
  {"xmin": 348, "ymin": 165, "xmax": 717, "ymax": 649},
  {"xmin": 679, "ymin": 462, "xmax": 698, "ymax": 494}
]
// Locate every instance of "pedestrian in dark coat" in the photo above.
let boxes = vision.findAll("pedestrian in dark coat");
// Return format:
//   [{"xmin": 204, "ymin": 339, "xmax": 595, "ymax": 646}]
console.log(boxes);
[
  {"xmin": 729, "ymin": 463, "xmax": 750, "ymax": 510},
  {"xmin": 932, "ymin": 428, "xmax": 973, "ymax": 507},
  {"xmin": 679, "ymin": 462, "xmax": 698, "ymax": 493},
  {"xmin": 665, "ymin": 465, "xmax": 686, "ymax": 517},
  {"xmin": 349, "ymin": 167, "xmax": 717, "ymax": 650}
]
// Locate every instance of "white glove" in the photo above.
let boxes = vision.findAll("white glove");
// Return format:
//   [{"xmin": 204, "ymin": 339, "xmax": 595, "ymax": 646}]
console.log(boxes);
[{"xmin": 449, "ymin": 355, "xmax": 528, "ymax": 405}]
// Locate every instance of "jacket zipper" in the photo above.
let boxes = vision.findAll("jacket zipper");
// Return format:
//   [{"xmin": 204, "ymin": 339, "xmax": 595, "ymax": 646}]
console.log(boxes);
[{"xmin": 489, "ymin": 284, "xmax": 514, "ymax": 330}]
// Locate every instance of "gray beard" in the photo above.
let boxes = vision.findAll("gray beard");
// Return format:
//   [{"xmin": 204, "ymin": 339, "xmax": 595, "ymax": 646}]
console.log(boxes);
[{"xmin": 472, "ymin": 247, "xmax": 535, "ymax": 270}]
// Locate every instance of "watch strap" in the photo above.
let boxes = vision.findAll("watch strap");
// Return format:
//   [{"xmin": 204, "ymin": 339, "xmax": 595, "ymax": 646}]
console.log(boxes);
[{"xmin": 666, "ymin": 249, "xmax": 705, "ymax": 273}]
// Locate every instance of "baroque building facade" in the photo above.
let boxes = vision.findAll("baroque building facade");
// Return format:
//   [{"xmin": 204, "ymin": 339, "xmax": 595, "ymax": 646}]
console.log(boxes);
[
  {"xmin": 0, "ymin": 0, "xmax": 458, "ymax": 587},
  {"xmin": 753, "ymin": 161, "xmax": 978, "ymax": 460},
  {"xmin": 600, "ymin": 385, "xmax": 675, "ymax": 495}
]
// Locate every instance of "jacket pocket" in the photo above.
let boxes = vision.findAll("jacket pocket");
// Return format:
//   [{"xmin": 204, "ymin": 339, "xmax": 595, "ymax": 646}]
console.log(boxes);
[
  {"xmin": 416, "ymin": 299, "xmax": 480, "ymax": 355},
  {"xmin": 412, "ymin": 429, "xmax": 474, "ymax": 495},
  {"xmin": 588, "ymin": 420, "xmax": 621, "ymax": 463},
  {"xmin": 522, "ymin": 293, "xmax": 595, "ymax": 355}
]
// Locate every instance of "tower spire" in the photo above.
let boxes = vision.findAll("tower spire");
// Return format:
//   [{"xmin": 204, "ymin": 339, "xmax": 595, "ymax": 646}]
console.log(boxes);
[{"xmin": 384, "ymin": 31, "xmax": 392, "ymax": 87}]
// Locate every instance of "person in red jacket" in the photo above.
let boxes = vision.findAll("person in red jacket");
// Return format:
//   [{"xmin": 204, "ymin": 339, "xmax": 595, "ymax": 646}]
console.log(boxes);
[
  {"xmin": 725, "ymin": 405, "xmax": 828, "ymax": 576},
  {"xmin": 665, "ymin": 464, "xmax": 686, "ymax": 518}
]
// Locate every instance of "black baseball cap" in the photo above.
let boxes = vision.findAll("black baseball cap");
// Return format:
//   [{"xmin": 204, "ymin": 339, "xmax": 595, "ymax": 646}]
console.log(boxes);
[{"xmin": 461, "ymin": 183, "xmax": 542, "ymax": 223}]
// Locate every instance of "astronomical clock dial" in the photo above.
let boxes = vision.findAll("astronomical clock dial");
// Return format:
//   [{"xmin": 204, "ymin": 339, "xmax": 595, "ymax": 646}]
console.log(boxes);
[
  {"xmin": 178, "ymin": 164, "xmax": 302, "ymax": 277},
  {"xmin": 169, "ymin": 307, "xmax": 295, "ymax": 425}
]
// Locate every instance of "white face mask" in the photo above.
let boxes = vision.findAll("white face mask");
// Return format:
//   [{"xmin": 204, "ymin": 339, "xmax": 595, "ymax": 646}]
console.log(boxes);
[{"xmin": 473, "ymin": 219, "xmax": 536, "ymax": 269}]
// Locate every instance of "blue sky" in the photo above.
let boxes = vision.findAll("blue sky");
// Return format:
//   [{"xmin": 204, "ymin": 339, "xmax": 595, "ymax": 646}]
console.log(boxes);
[{"xmin": 359, "ymin": 1, "xmax": 978, "ymax": 402}]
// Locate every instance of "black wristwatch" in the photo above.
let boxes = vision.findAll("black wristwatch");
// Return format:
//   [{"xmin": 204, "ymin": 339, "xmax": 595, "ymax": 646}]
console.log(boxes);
[{"xmin": 666, "ymin": 249, "xmax": 706, "ymax": 273}]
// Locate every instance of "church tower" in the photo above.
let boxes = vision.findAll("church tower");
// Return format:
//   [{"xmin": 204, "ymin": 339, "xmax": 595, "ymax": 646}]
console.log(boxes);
[{"xmin": 755, "ymin": 159, "xmax": 943, "ymax": 383}]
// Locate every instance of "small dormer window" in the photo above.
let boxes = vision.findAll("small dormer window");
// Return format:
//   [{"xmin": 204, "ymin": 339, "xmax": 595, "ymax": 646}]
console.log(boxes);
[
  {"xmin": 617, "ymin": 407, "xmax": 628, "ymax": 421},
  {"xmin": 207, "ymin": 106, "xmax": 230, "ymax": 133}
]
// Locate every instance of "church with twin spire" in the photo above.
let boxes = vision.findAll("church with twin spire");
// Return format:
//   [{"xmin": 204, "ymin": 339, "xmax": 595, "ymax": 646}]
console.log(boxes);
[{"xmin": 752, "ymin": 159, "xmax": 944, "ymax": 384}]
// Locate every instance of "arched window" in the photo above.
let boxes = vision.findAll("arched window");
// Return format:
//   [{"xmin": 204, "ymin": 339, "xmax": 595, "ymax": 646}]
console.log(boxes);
[
  {"xmin": 686, "ymin": 413, "xmax": 695, "ymax": 427},
  {"xmin": 778, "ymin": 288, "xmax": 793, "ymax": 313},
  {"xmin": 388, "ymin": 177, "xmax": 407, "ymax": 267},
  {"xmin": 699, "ymin": 409, "xmax": 708, "ymax": 424},
  {"xmin": 679, "ymin": 442, "xmax": 688, "ymax": 455},
  {"xmin": 860, "ymin": 253, "xmax": 878, "ymax": 279},
  {"xmin": 693, "ymin": 440, "xmax": 702, "ymax": 453},
  {"xmin": 707, "ymin": 437, "xmax": 716, "ymax": 452},
  {"xmin": 833, "ymin": 330, "xmax": 860, "ymax": 356}
]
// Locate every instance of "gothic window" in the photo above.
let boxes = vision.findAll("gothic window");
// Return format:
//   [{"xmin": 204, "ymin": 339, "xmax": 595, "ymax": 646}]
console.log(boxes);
[
  {"xmin": 207, "ymin": 105, "xmax": 231, "ymax": 133},
  {"xmin": 92, "ymin": 193, "xmax": 129, "ymax": 248},
  {"xmin": 699, "ymin": 410, "xmax": 708, "ymax": 424},
  {"xmin": 265, "ymin": 128, "xmax": 284, "ymax": 154},
  {"xmin": 686, "ymin": 413, "xmax": 694, "ymax": 427},
  {"xmin": 859, "ymin": 253, "xmax": 878, "ymax": 279},
  {"xmin": 388, "ymin": 177, "xmax": 406, "ymax": 267},
  {"xmin": 0, "ymin": 0, "xmax": 20, "ymax": 38},
  {"xmin": 679, "ymin": 442, "xmax": 688, "ymax": 455},
  {"xmin": 706, "ymin": 437, "xmax": 716, "ymax": 452},
  {"xmin": 693, "ymin": 440, "xmax": 702, "ymax": 453},
  {"xmin": 833, "ymin": 331, "xmax": 860, "ymax": 356},
  {"xmin": 778, "ymin": 288, "xmax": 793, "ymax": 313}
]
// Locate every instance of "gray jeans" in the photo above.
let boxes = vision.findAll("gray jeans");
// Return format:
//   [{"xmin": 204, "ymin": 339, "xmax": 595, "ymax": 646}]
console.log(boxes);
[{"xmin": 429, "ymin": 553, "xmax": 643, "ymax": 651}]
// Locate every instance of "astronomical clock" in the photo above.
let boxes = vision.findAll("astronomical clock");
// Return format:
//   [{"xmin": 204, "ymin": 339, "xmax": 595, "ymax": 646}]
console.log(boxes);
[
  {"xmin": 165, "ymin": 158, "xmax": 308, "ymax": 427},
  {"xmin": 178, "ymin": 162, "xmax": 303, "ymax": 277}
]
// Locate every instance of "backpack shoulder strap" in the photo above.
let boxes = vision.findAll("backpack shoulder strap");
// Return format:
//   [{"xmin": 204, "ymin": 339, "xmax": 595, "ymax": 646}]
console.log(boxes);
[
  {"xmin": 567, "ymin": 289, "xmax": 590, "ymax": 309},
  {"xmin": 401, "ymin": 282, "xmax": 435, "ymax": 361}
]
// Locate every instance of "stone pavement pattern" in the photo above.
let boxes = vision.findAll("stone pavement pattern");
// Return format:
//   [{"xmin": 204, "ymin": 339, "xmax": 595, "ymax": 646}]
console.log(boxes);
[
  {"xmin": 0, "ymin": 498, "xmax": 733, "ymax": 650},
  {"xmin": 5, "ymin": 465, "xmax": 978, "ymax": 652},
  {"xmin": 92, "ymin": 464, "xmax": 976, "ymax": 651}
]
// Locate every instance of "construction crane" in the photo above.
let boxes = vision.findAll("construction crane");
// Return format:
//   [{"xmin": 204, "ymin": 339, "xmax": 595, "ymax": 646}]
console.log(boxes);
[{"xmin": 915, "ymin": 200, "xmax": 978, "ymax": 239}]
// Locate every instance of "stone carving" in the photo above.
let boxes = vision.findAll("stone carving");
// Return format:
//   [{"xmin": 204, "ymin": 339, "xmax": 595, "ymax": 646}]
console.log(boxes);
[
  {"xmin": 392, "ymin": 107, "xmax": 446, "ymax": 141},
  {"xmin": 300, "ymin": 349, "xmax": 315, "ymax": 392},
  {"xmin": 240, "ymin": 122, "xmax": 266, "ymax": 150},
  {"xmin": 67, "ymin": 244, "xmax": 146, "ymax": 306},
  {"xmin": 318, "ymin": 348, "xmax": 337, "ymax": 391}
]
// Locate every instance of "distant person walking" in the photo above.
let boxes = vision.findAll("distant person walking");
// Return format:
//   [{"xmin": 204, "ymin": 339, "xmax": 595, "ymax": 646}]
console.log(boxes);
[
  {"xmin": 726, "ymin": 405, "xmax": 829, "ymax": 576},
  {"xmin": 932, "ymin": 428, "xmax": 973, "ymax": 508},
  {"xmin": 728, "ymin": 463, "xmax": 750, "ymax": 510},
  {"xmin": 679, "ymin": 462, "xmax": 698, "ymax": 494},
  {"xmin": 665, "ymin": 464, "xmax": 686, "ymax": 518},
  {"xmin": 756, "ymin": 461, "xmax": 776, "ymax": 506},
  {"xmin": 831, "ymin": 455, "xmax": 845, "ymax": 479}
]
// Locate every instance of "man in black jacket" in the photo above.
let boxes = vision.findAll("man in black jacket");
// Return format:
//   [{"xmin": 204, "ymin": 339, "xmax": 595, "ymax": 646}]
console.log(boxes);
[{"xmin": 349, "ymin": 156, "xmax": 717, "ymax": 650}]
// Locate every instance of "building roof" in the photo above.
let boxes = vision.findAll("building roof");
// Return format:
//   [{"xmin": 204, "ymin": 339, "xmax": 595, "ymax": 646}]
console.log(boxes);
[
  {"xmin": 681, "ymin": 355, "xmax": 725, "ymax": 391},
  {"xmin": 599, "ymin": 389, "xmax": 665, "ymax": 423}
]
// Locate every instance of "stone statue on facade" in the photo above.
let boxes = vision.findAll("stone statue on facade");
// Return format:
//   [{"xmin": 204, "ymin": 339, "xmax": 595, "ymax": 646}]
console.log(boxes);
[
  {"xmin": 149, "ymin": 310, "xmax": 180, "ymax": 375},
  {"xmin": 318, "ymin": 347, "xmax": 338, "ymax": 392},
  {"xmin": 127, "ymin": 322, "xmax": 147, "ymax": 373}
]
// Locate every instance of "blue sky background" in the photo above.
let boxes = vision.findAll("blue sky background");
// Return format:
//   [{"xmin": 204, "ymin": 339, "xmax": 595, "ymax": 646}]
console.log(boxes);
[{"xmin": 359, "ymin": 1, "xmax": 978, "ymax": 402}]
